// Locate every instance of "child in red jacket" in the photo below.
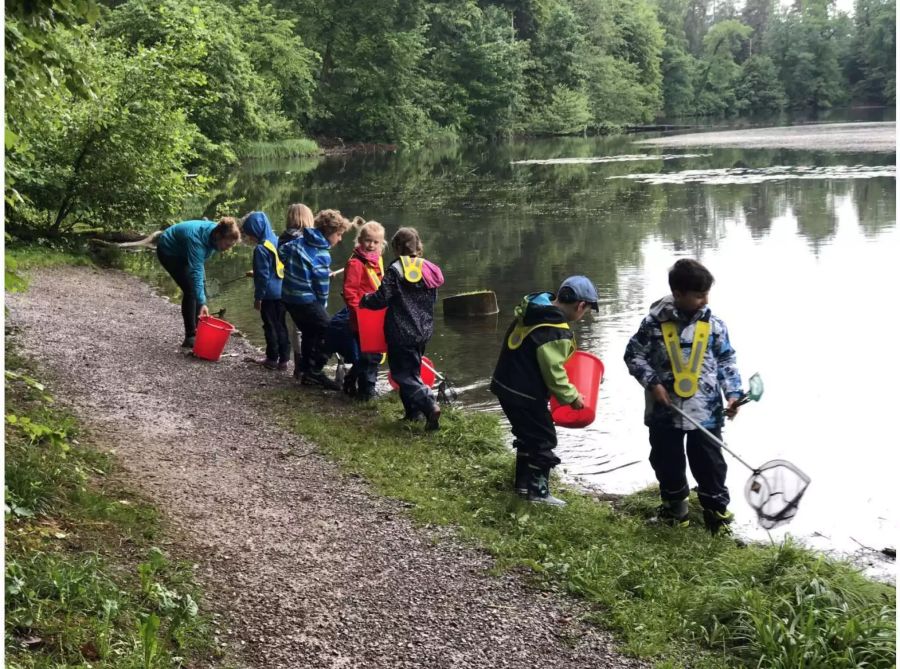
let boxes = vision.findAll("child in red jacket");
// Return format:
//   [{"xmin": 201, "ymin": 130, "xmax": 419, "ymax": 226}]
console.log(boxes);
[{"xmin": 341, "ymin": 219, "xmax": 386, "ymax": 400}]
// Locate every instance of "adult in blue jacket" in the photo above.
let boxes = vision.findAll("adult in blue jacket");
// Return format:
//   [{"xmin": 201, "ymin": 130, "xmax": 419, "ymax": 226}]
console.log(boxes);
[
  {"xmin": 156, "ymin": 217, "xmax": 241, "ymax": 347},
  {"xmin": 241, "ymin": 212, "xmax": 291, "ymax": 369}
]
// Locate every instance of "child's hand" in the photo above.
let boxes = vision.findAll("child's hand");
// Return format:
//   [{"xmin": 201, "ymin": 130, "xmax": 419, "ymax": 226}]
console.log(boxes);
[
  {"xmin": 245, "ymin": 270, "xmax": 254, "ymax": 277},
  {"xmin": 254, "ymin": 300, "xmax": 262, "ymax": 311},
  {"xmin": 199, "ymin": 304, "xmax": 210, "ymax": 319},
  {"xmin": 570, "ymin": 394, "xmax": 585, "ymax": 410},
  {"xmin": 724, "ymin": 398, "xmax": 740, "ymax": 420},
  {"xmin": 650, "ymin": 384, "xmax": 671, "ymax": 407}
]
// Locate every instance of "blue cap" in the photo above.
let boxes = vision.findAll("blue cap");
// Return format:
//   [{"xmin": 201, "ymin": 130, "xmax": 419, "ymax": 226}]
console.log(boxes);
[{"xmin": 558, "ymin": 275, "xmax": 599, "ymax": 312}]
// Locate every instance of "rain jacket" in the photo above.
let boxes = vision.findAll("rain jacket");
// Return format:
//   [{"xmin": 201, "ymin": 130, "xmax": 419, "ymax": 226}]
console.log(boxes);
[
  {"xmin": 359, "ymin": 256, "xmax": 444, "ymax": 346},
  {"xmin": 156, "ymin": 220, "xmax": 218, "ymax": 306},
  {"xmin": 342, "ymin": 248, "xmax": 384, "ymax": 332},
  {"xmin": 490, "ymin": 292, "xmax": 579, "ymax": 406},
  {"xmin": 280, "ymin": 227, "xmax": 332, "ymax": 307},
  {"xmin": 241, "ymin": 212, "xmax": 282, "ymax": 301},
  {"xmin": 624, "ymin": 295, "xmax": 742, "ymax": 430}
]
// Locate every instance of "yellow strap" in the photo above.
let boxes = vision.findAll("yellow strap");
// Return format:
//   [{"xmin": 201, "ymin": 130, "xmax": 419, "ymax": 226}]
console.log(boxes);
[
  {"xmin": 400, "ymin": 256, "xmax": 423, "ymax": 282},
  {"xmin": 365, "ymin": 256, "xmax": 383, "ymax": 289},
  {"xmin": 507, "ymin": 321, "xmax": 570, "ymax": 350},
  {"xmin": 661, "ymin": 319, "xmax": 710, "ymax": 398},
  {"xmin": 262, "ymin": 240, "xmax": 284, "ymax": 279}
]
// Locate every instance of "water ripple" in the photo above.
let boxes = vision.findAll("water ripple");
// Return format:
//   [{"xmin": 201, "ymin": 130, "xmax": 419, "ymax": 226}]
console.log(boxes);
[
  {"xmin": 510, "ymin": 153, "xmax": 712, "ymax": 165},
  {"xmin": 608, "ymin": 164, "xmax": 897, "ymax": 184}
]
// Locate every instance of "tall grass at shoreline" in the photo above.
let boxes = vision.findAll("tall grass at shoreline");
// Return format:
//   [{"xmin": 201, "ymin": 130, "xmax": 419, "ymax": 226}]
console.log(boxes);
[
  {"xmin": 238, "ymin": 138, "xmax": 319, "ymax": 160},
  {"xmin": 271, "ymin": 389, "xmax": 896, "ymax": 668}
]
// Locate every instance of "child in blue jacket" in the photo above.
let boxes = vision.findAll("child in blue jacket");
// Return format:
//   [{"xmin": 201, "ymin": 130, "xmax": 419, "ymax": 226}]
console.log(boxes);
[
  {"xmin": 280, "ymin": 209, "xmax": 352, "ymax": 389},
  {"xmin": 241, "ymin": 212, "xmax": 291, "ymax": 370}
]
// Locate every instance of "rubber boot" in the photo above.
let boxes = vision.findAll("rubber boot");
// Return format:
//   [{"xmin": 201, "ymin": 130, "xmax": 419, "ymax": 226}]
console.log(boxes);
[
  {"xmin": 703, "ymin": 508, "xmax": 734, "ymax": 535},
  {"xmin": 526, "ymin": 465, "xmax": 566, "ymax": 507},
  {"xmin": 293, "ymin": 351, "xmax": 303, "ymax": 380},
  {"xmin": 513, "ymin": 452, "xmax": 529, "ymax": 498},
  {"xmin": 653, "ymin": 498, "xmax": 690, "ymax": 527}
]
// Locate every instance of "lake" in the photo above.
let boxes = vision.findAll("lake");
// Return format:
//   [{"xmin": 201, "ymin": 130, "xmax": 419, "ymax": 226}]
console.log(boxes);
[{"xmin": 128, "ymin": 124, "xmax": 897, "ymax": 569}]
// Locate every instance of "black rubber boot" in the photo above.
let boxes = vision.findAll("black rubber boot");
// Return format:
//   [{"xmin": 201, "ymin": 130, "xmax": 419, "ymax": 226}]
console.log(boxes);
[
  {"xmin": 653, "ymin": 498, "xmax": 690, "ymax": 527},
  {"xmin": 703, "ymin": 508, "xmax": 734, "ymax": 535},
  {"xmin": 526, "ymin": 465, "xmax": 566, "ymax": 507},
  {"xmin": 293, "ymin": 352, "xmax": 303, "ymax": 380},
  {"xmin": 514, "ymin": 452, "xmax": 529, "ymax": 498}
]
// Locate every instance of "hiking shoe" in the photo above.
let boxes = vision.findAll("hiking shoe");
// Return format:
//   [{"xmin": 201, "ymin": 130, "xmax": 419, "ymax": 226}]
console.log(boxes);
[
  {"xmin": 247, "ymin": 357, "xmax": 278, "ymax": 369},
  {"xmin": 425, "ymin": 404, "xmax": 441, "ymax": 431},
  {"xmin": 653, "ymin": 498, "xmax": 690, "ymax": 527},
  {"xmin": 703, "ymin": 509, "xmax": 735, "ymax": 535},
  {"xmin": 400, "ymin": 411, "xmax": 423, "ymax": 422},
  {"xmin": 277, "ymin": 360, "xmax": 290, "ymax": 371},
  {"xmin": 300, "ymin": 371, "xmax": 341, "ymax": 391},
  {"xmin": 181, "ymin": 336, "xmax": 195, "ymax": 348}
]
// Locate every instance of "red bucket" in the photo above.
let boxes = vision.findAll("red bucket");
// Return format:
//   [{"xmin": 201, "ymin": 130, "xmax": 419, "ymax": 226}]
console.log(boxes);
[
  {"xmin": 193, "ymin": 315, "xmax": 235, "ymax": 361},
  {"xmin": 549, "ymin": 351, "xmax": 604, "ymax": 428},
  {"xmin": 358, "ymin": 308, "xmax": 388, "ymax": 354},
  {"xmin": 388, "ymin": 355, "xmax": 437, "ymax": 390}
]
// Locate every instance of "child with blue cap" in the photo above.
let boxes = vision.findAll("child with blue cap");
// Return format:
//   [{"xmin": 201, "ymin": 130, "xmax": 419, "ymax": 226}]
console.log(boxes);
[{"xmin": 490, "ymin": 276, "xmax": 599, "ymax": 506}]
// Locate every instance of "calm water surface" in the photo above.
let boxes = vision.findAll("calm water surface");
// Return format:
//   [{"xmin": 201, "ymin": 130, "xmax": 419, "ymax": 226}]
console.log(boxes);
[{"xmin": 129, "ymin": 131, "xmax": 897, "ymax": 563}]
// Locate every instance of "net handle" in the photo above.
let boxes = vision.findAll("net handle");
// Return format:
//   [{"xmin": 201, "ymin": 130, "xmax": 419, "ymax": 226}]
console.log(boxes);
[{"xmin": 669, "ymin": 404, "xmax": 757, "ymax": 472}]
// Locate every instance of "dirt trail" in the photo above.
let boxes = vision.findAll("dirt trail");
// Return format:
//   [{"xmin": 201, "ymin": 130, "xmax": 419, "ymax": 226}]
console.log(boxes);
[{"xmin": 7, "ymin": 266, "xmax": 644, "ymax": 669}]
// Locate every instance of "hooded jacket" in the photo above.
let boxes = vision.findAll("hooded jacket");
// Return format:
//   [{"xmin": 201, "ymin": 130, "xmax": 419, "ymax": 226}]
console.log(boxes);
[
  {"xmin": 490, "ymin": 292, "xmax": 579, "ymax": 405},
  {"xmin": 359, "ymin": 256, "xmax": 444, "ymax": 346},
  {"xmin": 624, "ymin": 295, "xmax": 742, "ymax": 430},
  {"xmin": 342, "ymin": 248, "xmax": 384, "ymax": 332},
  {"xmin": 280, "ymin": 227, "xmax": 332, "ymax": 307},
  {"xmin": 156, "ymin": 220, "xmax": 218, "ymax": 306},
  {"xmin": 242, "ymin": 212, "xmax": 282, "ymax": 301}
]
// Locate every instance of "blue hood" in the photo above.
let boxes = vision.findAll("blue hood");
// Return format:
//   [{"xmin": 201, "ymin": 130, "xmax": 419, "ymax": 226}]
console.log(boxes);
[
  {"xmin": 242, "ymin": 212, "xmax": 277, "ymax": 245},
  {"xmin": 302, "ymin": 226, "xmax": 329, "ymax": 249}
]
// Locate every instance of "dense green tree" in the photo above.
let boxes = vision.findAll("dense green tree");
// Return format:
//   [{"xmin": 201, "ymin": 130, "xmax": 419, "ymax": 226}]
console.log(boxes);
[
  {"xmin": 424, "ymin": 1, "xmax": 527, "ymax": 138},
  {"xmin": 848, "ymin": 0, "xmax": 895, "ymax": 103},
  {"xmin": 8, "ymin": 37, "xmax": 201, "ymax": 236},
  {"xmin": 735, "ymin": 54, "xmax": 785, "ymax": 112},
  {"xmin": 767, "ymin": 2, "xmax": 847, "ymax": 109},
  {"xmin": 695, "ymin": 19, "xmax": 752, "ymax": 114}
]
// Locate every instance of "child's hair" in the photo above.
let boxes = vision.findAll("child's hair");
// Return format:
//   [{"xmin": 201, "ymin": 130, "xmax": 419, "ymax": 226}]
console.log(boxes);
[
  {"xmin": 211, "ymin": 217, "xmax": 241, "ymax": 245},
  {"xmin": 314, "ymin": 209, "xmax": 352, "ymax": 237},
  {"xmin": 391, "ymin": 227, "xmax": 423, "ymax": 256},
  {"xmin": 355, "ymin": 218, "xmax": 386, "ymax": 245},
  {"xmin": 668, "ymin": 258, "xmax": 714, "ymax": 293},
  {"xmin": 286, "ymin": 203, "xmax": 314, "ymax": 230}
]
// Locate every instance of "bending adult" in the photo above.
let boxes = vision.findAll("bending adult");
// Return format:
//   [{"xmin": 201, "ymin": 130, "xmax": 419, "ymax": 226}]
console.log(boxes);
[{"xmin": 156, "ymin": 217, "xmax": 242, "ymax": 347}]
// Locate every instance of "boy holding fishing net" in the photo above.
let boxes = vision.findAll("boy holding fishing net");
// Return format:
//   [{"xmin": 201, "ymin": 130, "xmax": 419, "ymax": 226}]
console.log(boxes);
[{"xmin": 624, "ymin": 259, "xmax": 743, "ymax": 534}]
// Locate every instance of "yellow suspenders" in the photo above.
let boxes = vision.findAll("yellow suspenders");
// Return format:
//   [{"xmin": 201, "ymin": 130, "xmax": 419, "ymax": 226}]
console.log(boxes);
[
  {"xmin": 262, "ymin": 240, "xmax": 285, "ymax": 278},
  {"xmin": 507, "ymin": 321, "xmax": 571, "ymax": 350},
  {"xmin": 661, "ymin": 319, "xmax": 710, "ymax": 398},
  {"xmin": 365, "ymin": 257, "xmax": 384, "ymax": 289},
  {"xmin": 400, "ymin": 256, "xmax": 423, "ymax": 282}
]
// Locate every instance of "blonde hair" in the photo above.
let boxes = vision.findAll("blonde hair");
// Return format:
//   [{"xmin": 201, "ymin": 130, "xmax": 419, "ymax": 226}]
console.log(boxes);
[
  {"xmin": 211, "ymin": 217, "xmax": 241, "ymax": 246},
  {"xmin": 314, "ymin": 209, "xmax": 352, "ymax": 237},
  {"xmin": 286, "ymin": 203, "xmax": 314, "ymax": 230},
  {"xmin": 354, "ymin": 218, "xmax": 385, "ymax": 245},
  {"xmin": 391, "ymin": 227, "xmax": 423, "ymax": 257}
]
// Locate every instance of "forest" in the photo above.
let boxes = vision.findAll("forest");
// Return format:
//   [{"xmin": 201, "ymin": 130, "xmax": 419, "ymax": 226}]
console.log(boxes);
[{"xmin": 5, "ymin": 0, "xmax": 896, "ymax": 236}]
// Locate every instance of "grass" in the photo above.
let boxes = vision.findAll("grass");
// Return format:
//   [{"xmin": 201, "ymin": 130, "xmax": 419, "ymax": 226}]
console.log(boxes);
[
  {"xmin": 268, "ymin": 388, "xmax": 896, "ymax": 668},
  {"xmin": 238, "ymin": 137, "xmax": 319, "ymax": 160},
  {"xmin": 5, "ymin": 245, "xmax": 93, "ymax": 293},
  {"xmin": 4, "ymin": 347, "xmax": 217, "ymax": 668}
]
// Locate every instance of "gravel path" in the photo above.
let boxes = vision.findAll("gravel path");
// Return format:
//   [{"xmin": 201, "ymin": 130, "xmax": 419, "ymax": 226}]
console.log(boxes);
[
  {"xmin": 636, "ymin": 121, "xmax": 896, "ymax": 153},
  {"xmin": 7, "ymin": 266, "xmax": 644, "ymax": 669}
]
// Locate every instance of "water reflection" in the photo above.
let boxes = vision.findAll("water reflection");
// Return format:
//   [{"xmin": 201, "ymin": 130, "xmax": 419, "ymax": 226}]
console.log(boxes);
[{"xmin": 133, "ymin": 132, "xmax": 896, "ymax": 557}]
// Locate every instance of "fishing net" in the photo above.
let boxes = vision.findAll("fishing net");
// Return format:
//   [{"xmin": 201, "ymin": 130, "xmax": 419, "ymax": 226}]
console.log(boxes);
[
  {"xmin": 435, "ymin": 378, "xmax": 459, "ymax": 405},
  {"xmin": 744, "ymin": 459, "xmax": 811, "ymax": 529}
]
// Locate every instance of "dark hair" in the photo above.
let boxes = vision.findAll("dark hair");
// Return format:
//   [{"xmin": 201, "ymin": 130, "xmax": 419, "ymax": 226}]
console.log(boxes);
[
  {"xmin": 668, "ymin": 259, "xmax": 714, "ymax": 293},
  {"xmin": 557, "ymin": 286, "xmax": 579, "ymax": 304},
  {"xmin": 391, "ymin": 227, "xmax": 423, "ymax": 256},
  {"xmin": 314, "ymin": 208, "xmax": 352, "ymax": 236}
]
